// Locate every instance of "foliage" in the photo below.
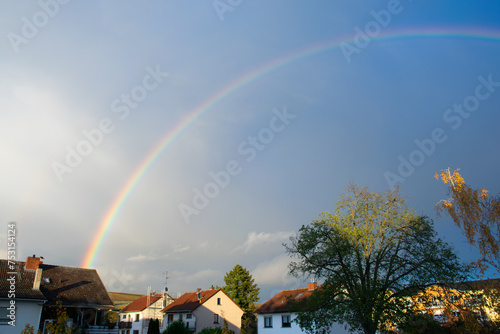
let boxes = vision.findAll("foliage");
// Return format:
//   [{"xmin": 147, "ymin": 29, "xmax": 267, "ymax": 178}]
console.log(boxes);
[
  {"xmin": 222, "ymin": 264, "xmax": 260, "ymax": 312},
  {"xmin": 103, "ymin": 310, "xmax": 117, "ymax": 328},
  {"xmin": 397, "ymin": 313, "xmax": 444, "ymax": 334},
  {"xmin": 21, "ymin": 323, "xmax": 42, "ymax": 334},
  {"xmin": 199, "ymin": 328, "xmax": 223, "ymax": 334},
  {"xmin": 285, "ymin": 184, "xmax": 466, "ymax": 334},
  {"xmin": 148, "ymin": 318, "xmax": 161, "ymax": 334},
  {"xmin": 435, "ymin": 168, "xmax": 500, "ymax": 274},
  {"xmin": 240, "ymin": 312, "xmax": 257, "ymax": 334},
  {"xmin": 162, "ymin": 320, "xmax": 192, "ymax": 334},
  {"xmin": 45, "ymin": 300, "xmax": 71, "ymax": 334}
]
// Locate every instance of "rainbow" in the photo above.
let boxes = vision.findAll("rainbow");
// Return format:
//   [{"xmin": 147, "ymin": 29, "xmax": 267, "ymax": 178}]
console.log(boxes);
[{"xmin": 81, "ymin": 27, "xmax": 500, "ymax": 269}]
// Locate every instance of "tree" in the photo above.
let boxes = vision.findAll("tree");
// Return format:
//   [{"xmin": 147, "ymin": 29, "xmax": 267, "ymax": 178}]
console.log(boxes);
[
  {"xmin": 148, "ymin": 318, "xmax": 161, "ymax": 334},
  {"xmin": 44, "ymin": 300, "xmax": 71, "ymax": 334},
  {"xmin": 162, "ymin": 320, "xmax": 192, "ymax": 334},
  {"xmin": 435, "ymin": 168, "xmax": 500, "ymax": 274},
  {"xmin": 222, "ymin": 264, "xmax": 260, "ymax": 312},
  {"xmin": 285, "ymin": 184, "xmax": 466, "ymax": 334}
]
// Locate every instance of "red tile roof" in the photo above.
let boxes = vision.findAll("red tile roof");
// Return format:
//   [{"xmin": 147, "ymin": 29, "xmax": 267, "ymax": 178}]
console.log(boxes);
[
  {"xmin": 121, "ymin": 294, "xmax": 164, "ymax": 313},
  {"xmin": 254, "ymin": 288, "xmax": 314, "ymax": 314},
  {"xmin": 161, "ymin": 289, "xmax": 221, "ymax": 312}
]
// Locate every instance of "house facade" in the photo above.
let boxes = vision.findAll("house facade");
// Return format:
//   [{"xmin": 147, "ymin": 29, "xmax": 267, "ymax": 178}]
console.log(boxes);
[
  {"xmin": 0, "ymin": 258, "xmax": 46, "ymax": 334},
  {"xmin": 161, "ymin": 287, "xmax": 244, "ymax": 334},
  {"xmin": 412, "ymin": 279, "xmax": 500, "ymax": 325},
  {"xmin": 118, "ymin": 292, "xmax": 173, "ymax": 334},
  {"xmin": 254, "ymin": 283, "xmax": 350, "ymax": 334}
]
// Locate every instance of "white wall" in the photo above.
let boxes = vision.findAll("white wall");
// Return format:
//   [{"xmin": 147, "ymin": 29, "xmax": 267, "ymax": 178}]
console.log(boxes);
[
  {"xmin": 256, "ymin": 313, "xmax": 350, "ymax": 334},
  {"xmin": 0, "ymin": 299, "xmax": 44, "ymax": 334}
]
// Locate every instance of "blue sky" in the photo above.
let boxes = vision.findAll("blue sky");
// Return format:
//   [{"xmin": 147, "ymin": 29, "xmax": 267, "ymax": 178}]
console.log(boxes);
[{"xmin": 1, "ymin": 1, "xmax": 500, "ymax": 302}]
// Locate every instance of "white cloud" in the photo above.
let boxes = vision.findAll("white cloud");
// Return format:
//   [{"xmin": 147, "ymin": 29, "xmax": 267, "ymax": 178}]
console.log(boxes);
[
  {"xmin": 183, "ymin": 269, "xmax": 223, "ymax": 287},
  {"xmin": 235, "ymin": 231, "xmax": 294, "ymax": 253},
  {"xmin": 251, "ymin": 254, "xmax": 296, "ymax": 286},
  {"xmin": 173, "ymin": 245, "xmax": 190, "ymax": 253},
  {"xmin": 126, "ymin": 252, "xmax": 168, "ymax": 262}
]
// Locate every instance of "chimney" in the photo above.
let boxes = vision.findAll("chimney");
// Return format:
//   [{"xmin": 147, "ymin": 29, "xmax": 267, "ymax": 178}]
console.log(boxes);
[
  {"xmin": 196, "ymin": 288, "xmax": 202, "ymax": 302},
  {"xmin": 308, "ymin": 282, "xmax": 317, "ymax": 291},
  {"xmin": 25, "ymin": 256, "xmax": 43, "ymax": 271},
  {"xmin": 33, "ymin": 268, "xmax": 43, "ymax": 290}
]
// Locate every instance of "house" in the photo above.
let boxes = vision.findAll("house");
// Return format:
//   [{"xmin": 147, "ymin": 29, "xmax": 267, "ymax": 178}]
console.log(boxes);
[
  {"xmin": 1, "ymin": 256, "xmax": 115, "ymax": 333},
  {"xmin": 411, "ymin": 279, "xmax": 500, "ymax": 325},
  {"xmin": 161, "ymin": 287, "xmax": 244, "ymax": 334},
  {"xmin": 118, "ymin": 291, "xmax": 174, "ymax": 334},
  {"xmin": 0, "ymin": 258, "xmax": 47, "ymax": 334},
  {"xmin": 254, "ymin": 283, "xmax": 349, "ymax": 334}
]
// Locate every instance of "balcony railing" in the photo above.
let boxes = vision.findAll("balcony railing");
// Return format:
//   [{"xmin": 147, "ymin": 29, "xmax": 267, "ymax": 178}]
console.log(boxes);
[{"xmin": 118, "ymin": 321, "xmax": 132, "ymax": 329}]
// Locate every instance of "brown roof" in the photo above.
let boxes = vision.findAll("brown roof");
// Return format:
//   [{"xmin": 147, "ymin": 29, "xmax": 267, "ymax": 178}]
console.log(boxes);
[
  {"xmin": 254, "ymin": 288, "xmax": 313, "ymax": 314},
  {"xmin": 121, "ymin": 294, "xmax": 163, "ymax": 313},
  {"xmin": 449, "ymin": 278, "xmax": 500, "ymax": 291},
  {"xmin": 0, "ymin": 260, "xmax": 46, "ymax": 300},
  {"xmin": 38, "ymin": 263, "xmax": 114, "ymax": 308},
  {"xmin": 161, "ymin": 289, "xmax": 221, "ymax": 312}
]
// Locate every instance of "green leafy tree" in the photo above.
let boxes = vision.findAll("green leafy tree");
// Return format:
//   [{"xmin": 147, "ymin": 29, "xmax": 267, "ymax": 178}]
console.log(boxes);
[
  {"xmin": 162, "ymin": 320, "xmax": 192, "ymax": 334},
  {"xmin": 222, "ymin": 264, "xmax": 260, "ymax": 312},
  {"xmin": 285, "ymin": 184, "xmax": 466, "ymax": 334},
  {"xmin": 199, "ymin": 328, "xmax": 222, "ymax": 334}
]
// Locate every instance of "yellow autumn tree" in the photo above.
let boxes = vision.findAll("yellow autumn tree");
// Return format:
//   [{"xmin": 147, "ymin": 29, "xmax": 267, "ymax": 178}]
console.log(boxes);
[{"xmin": 436, "ymin": 168, "xmax": 500, "ymax": 274}]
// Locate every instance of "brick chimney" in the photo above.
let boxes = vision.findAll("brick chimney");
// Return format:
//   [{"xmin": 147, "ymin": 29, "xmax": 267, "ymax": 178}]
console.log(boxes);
[
  {"xmin": 25, "ymin": 256, "xmax": 43, "ymax": 271},
  {"xmin": 308, "ymin": 282, "xmax": 317, "ymax": 291}
]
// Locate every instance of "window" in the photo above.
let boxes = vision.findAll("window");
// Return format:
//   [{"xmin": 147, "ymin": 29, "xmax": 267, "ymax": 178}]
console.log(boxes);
[
  {"xmin": 214, "ymin": 314, "xmax": 219, "ymax": 324},
  {"xmin": 186, "ymin": 313, "xmax": 192, "ymax": 319},
  {"xmin": 122, "ymin": 314, "xmax": 127, "ymax": 320},
  {"xmin": 0, "ymin": 307, "xmax": 14, "ymax": 325},
  {"xmin": 167, "ymin": 314, "xmax": 174, "ymax": 322},
  {"xmin": 449, "ymin": 295, "xmax": 459, "ymax": 303},
  {"xmin": 264, "ymin": 316, "xmax": 272, "ymax": 328},
  {"xmin": 282, "ymin": 315, "xmax": 291, "ymax": 327},
  {"xmin": 179, "ymin": 314, "xmax": 183, "ymax": 321},
  {"xmin": 135, "ymin": 314, "xmax": 140, "ymax": 322},
  {"xmin": 217, "ymin": 298, "xmax": 221, "ymax": 305},
  {"xmin": 452, "ymin": 310, "xmax": 460, "ymax": 317},
  {"xmin": 133, "ymin": 331, "xmax": 139, "ymax": 334}
]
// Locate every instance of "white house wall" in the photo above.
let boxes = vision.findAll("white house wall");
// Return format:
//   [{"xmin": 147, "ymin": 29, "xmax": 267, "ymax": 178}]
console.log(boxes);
[
  {"xmin": 0, "ymin": 299, "xmax": 44, "ymax": 334},
  {"xmin": 256, "ymin": 313, "xmax": 350, "ymax": 334}
]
